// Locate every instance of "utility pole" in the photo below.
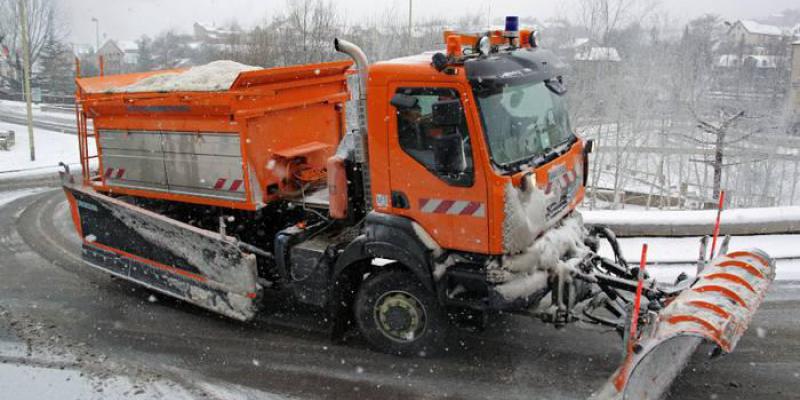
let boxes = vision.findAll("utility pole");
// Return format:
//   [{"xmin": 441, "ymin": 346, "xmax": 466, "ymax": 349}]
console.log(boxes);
[
  {"xmin": 91, "ymin": 17, "xmax": 99, "ymax": 51},
  {"xmin": 407, "ymin": 0, "xmax": 412, "ymax": 53},
  {"xmin": 487, "ymin": 2, "xmax": 492, "ymax": 29},
  {"xmin": 19, "ymin": 0, "xmax": 35, "ymax": 161}
]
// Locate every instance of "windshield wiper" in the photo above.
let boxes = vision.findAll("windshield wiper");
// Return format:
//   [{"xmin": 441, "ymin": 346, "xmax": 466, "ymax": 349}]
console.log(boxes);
[{"xmin": 495, "ymin": 134, "xmax": 577, "ymax": 173}]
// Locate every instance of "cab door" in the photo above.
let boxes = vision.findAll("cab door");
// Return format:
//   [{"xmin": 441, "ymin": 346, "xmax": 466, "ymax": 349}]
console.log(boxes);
[{"xmin": 385, "ymin": 85, "xmax": 489, "ymax": 254}]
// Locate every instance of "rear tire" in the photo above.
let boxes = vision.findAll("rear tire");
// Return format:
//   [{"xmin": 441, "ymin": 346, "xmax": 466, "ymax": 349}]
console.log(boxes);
[{"xmin": 354, "ymin": 268, "xmax": 446, "ymax": 357}]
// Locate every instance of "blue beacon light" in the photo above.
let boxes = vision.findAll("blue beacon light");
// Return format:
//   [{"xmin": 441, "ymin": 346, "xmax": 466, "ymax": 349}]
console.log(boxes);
[{"xmin": 505, "ymin": 16, "xmax": 520, "ymax": 38}]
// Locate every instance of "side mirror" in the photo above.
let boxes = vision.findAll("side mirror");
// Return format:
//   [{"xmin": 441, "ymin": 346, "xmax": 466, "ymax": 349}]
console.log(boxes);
[
  {"xmin": 390, "ymin": 93, "xmax": 418, "ymax": 110},
  {"xmin": 585, "ymin": 139, "xmax": 594, "ymax": 153},
  {"xmin": 432, "ymin": 99, "xmax": 463, "ymax": 126},
  {"xmin": 433, "ymin": 132, "xmax": 467, "ymax": 175}
]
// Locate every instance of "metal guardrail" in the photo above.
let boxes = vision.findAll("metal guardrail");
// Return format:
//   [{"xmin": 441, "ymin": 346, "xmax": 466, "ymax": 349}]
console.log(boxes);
[{"xmin": 586, "ymin": 219, "xmax": 800, "ymax": 237}]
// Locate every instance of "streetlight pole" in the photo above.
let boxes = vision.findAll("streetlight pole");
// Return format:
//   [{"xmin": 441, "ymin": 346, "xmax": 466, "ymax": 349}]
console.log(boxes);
[
  {"xmin": 19, "ymin": 0, "xmax": 35, "ymax": 161},
  {"xmin": 407, "ymin": 0, "xmax": 412, "ymax": 53},
  {"xmin": 91, "ymin": 17, "xmax": 99, "ymax": 51}
]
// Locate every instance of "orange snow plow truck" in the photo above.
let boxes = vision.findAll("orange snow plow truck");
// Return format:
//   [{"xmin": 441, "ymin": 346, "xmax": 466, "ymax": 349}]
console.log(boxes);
[{"xmin": 62, "ymin": 17, "xmax": 774, "ymax": 399}]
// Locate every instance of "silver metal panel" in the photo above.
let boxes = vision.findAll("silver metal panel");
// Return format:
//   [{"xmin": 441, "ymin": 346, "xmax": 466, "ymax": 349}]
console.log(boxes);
[
  {"xmin": 102, "ymin": 148, "xmax": 168, "ymax": 190},
  {"xmin": 98, "ymin": 129, "xmax": 247, "ymax": 202},
  {"xmin": 161, "ymin": 131, "xmax": 241, "ymax": 157},
  {"xmin": 163, "ymin": 152, "xmax": 246, "ymax": 200},
  {"xmin": 99, "ymin": 130, "xmax": 163, "ymax": 152}
]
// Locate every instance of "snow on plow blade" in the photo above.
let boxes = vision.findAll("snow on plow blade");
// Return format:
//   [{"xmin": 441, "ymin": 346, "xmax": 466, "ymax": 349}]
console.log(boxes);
[
  {"xmin": 593, "ymin": 249, "xmax": 775, "ymax": 400},
  {"xmin": 62, "ymin": 184, "xmax": 259, "ymax": 321}
]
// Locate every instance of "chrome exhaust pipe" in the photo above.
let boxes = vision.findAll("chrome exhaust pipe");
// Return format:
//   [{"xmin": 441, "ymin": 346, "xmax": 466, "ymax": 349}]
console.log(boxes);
[
  {"xmin": 334, "ymin": 38, "xmax": 369, "ymax": 101},
  {"xmin": 334, "ymin": 38, "xmax": 372, "ymax": 210}
]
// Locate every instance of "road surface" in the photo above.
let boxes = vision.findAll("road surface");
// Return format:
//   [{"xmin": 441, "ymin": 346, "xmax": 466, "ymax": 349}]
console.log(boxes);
[{"xmin": 0, "ymin": 186, "xmax": 798, "ymax": 399}]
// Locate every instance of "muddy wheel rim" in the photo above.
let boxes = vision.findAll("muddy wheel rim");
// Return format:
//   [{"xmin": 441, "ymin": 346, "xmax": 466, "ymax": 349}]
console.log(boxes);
[{"xmin": 373, "ymin": 290, "xmax": 428, "ymax": 343}]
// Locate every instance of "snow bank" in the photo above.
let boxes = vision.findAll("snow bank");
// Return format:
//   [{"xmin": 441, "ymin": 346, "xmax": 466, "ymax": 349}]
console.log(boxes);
[
  {"xmin": 584, "ymin": 206, "xmax": 800, "ymax": 226},
  {"xmin": 582, "ymin": 206, "xmax": 800, "ymax": 236},
  {"xmin": 598, "ymin": 234, "xmax": 800, "ymax": 263},
  {"xmin": 0, "ymin": 121, "xmax": 95, "ymax": 180},
  {"xmin": 111, "ymin": 60, "xmax": 261, "ymax": 93}
]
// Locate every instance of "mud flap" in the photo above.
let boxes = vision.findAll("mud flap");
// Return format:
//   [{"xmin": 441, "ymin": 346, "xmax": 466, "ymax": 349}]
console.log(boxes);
[
  {"xmin": 593, "ymin": 249, "xmax": 776, "ymax": 400},
  {"xmin": 62, "ymin": 184, "xmax": 260, "ymax": 321}
]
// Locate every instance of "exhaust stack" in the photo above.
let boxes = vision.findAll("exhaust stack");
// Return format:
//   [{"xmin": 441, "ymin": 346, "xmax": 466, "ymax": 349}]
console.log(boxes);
[{"xmin": 334, "ymin": 38, "xmax": 373, "ymax": 211}]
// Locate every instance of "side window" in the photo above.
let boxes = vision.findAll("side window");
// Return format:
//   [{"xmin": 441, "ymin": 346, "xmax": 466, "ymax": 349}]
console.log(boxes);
[{"xmin": 393, "ymin": 87, "xmax": 473, "ymax": 187}]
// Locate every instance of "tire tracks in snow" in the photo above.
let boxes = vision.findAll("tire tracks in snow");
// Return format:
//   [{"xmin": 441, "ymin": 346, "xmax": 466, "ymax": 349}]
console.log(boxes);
[{"xmin": 0, "ymin": 189, "xmax": 265, "ymax": 400}]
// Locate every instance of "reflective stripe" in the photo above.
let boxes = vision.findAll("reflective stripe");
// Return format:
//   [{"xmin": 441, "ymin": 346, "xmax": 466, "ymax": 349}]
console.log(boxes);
[
  {"xmin": 446, "ymin": 200, "xmax": 470, "ymax": 215},
  {"xmin": 420, "ymin": 198, "xmax": 441, "ymax": 213},
  {"xmin": 418, "ymin": 198, "xmax": 485, "ymax": 218}
]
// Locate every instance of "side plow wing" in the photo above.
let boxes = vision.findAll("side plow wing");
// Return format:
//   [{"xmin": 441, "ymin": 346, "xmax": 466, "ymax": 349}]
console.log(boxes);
[
  {"xmin": 593, "ymin": 249, "xmax": 776, "ymax": 400},
  {"xmin": 63, "ymin": 184, "xmax": 260, "ymax": 321}
]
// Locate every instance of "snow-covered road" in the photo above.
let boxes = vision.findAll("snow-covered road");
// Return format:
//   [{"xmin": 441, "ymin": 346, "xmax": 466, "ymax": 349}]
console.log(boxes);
[{"xmin": 0, "ymin": 188, "xmax": 798, "ymax": 400}]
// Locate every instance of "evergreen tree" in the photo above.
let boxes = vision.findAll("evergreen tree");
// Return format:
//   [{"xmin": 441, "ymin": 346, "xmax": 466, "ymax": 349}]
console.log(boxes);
[
  {"xmin": 34, "ymin": 35, "xmax": 73, "ymax": 97},
  {"xmin": 136, "ymin": 35, "xmax": 154, "ymax": 72}
]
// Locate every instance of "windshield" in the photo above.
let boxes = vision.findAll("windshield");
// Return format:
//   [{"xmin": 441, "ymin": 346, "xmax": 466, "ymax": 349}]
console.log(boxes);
[{"xmin": 473, "ymin": 80, "xmax": 574, "ymax": 168}]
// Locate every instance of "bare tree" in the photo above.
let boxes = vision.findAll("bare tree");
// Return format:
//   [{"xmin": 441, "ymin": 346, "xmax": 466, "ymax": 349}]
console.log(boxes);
[
  {"xmin": 572, "ymin": 0, "xmax": 655, "ymax": 45},
  {"xmin": 688, "ymin": 107, "xmax": 749, "ymax": 202},
  {"xmin": 0, "ymin": 0, "xmax": 63, "ymax": 97},
  {"xmin": 274, "ymin": 0, "xmax": 342, "ymax": 66}
]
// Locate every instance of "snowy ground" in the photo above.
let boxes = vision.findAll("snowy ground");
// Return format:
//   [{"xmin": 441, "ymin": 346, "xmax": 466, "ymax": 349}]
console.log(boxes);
[
  {"xmin": 0, "ymin": 121, "xmax": 94, "ymax": 179},
  {"xmin": 0, "ymin": 188, "xmax": 798, "ymax": 399},
  {"xmin": 0, "ymin": 338, "xmax": 290, "ymax": 400}
]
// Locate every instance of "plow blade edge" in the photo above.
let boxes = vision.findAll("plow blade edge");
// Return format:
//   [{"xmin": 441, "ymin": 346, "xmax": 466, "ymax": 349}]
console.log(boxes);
[
  {"xmin": 594, "ymin": 249, "xmax": 776, "ymax": 400},
  {"xmin": 63, "ymin": 184, "xmax": 260, "ymax": 321}
]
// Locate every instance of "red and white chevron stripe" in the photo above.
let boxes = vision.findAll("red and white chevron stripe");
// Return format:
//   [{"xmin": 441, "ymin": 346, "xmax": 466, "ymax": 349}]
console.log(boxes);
[
  {"xmin": 213, "ymin": 178, "xmax": 245, "ymax": 192},
  {"xmin": 544, "ymin": 169, "xmax": 578, "ymax": 195},
  {"xmin": 104, "ymin": 167, "xmax": 126, "ymax": 179},
  {"xmin": 418, "ymin": 198, "xmax": 486, "ymax": 217}
]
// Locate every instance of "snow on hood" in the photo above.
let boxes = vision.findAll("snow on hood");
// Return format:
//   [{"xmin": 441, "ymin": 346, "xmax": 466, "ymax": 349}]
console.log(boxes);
[
  {"xmin": 502, "ymin": 182, "xmax": 552, "ymax": 254},
  {"xmin": 493, "ymin": 212, "xmax": 590, "ymax": 300},
  {"xmin": 492, "ymin": 181, "xmax": 590, "ymax": 300},
  {"xmin": 112, "ymin": 60, "xmax": 261, "ymax": 93}
]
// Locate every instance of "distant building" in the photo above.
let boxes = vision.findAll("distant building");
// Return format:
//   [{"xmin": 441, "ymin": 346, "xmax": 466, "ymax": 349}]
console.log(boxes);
[
  {"xmin": 97, "ymin": 40, "xmax": 140, "ymax": 73},
  {"xmin": 716, "ymin": 54, "xmax": 778, "ymax": 69},
  {"xmin": 117, "ymin": 41, "xmax": 140, "ymax": 65},
  {"xmin": 193, "ymin": 22, "xmax": 240, "ymax": 45},
  {"xmin": 71, "ymin": 43, "xmax": 94, "ymax": 58},
  {"xmin": 727, "ymin": 20, "xmax": 788, "ymax": 46},
  {"xmin": 564, "ymin": 38, "xmax": 621, "ymax": 63},
  {"xmin": 574, "ymin": 47, "xmax": 621, "ymax": 63}
]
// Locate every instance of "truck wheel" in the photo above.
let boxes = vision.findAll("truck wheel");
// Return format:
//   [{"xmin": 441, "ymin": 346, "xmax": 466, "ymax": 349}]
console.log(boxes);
[{"xmin": 354, "ymin": 268, "xmax": 446, "ymax": 357}]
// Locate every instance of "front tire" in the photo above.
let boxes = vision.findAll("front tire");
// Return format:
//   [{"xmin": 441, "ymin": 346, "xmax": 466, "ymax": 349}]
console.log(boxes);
[{"xmin": 354, "ymin": 268, "xmax": 446, "ymax": 357}]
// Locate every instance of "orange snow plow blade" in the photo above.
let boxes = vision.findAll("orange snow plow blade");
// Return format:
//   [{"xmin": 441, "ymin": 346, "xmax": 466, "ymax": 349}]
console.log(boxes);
[{"xmin": 593, "ymin": 249, "xmax": 775, "ymax": 400}]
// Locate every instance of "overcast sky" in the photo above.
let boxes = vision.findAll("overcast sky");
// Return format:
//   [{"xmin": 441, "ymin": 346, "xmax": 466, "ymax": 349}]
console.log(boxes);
[{"xmin": 58, "ymin": 0, "xmax": 799, "ymax": 46}]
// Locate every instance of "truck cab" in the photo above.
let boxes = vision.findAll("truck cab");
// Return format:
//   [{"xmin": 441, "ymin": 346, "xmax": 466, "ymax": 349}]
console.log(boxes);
[
  {"xmin": 365, "ymin": 45, "xmax": 586, "ymax": 257},
  {"xmin": 323, "ymin": 30, "xmax": 590, "ymax": 354}
]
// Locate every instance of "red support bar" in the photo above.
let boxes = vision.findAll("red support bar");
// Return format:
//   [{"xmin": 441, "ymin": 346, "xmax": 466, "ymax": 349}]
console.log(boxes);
[
  {"xmin": 628, "ymin": 244, "xmax": 648, "ymax": 354},
  {"xmin": 709, "ymin": 191, "xmax": 725, "ymax": 259},
  {"xmin": 614, "ymin": 243, "xmax": 649, "ymax": 392}
]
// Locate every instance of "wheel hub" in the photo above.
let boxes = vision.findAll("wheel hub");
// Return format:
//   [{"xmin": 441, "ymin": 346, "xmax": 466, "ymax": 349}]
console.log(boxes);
[{"xmin": 374, "ymin": 291, "xmax": 427, "ymax": 342}]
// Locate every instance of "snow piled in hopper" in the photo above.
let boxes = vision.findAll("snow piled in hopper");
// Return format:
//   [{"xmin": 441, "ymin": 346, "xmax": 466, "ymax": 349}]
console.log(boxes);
[
  {"xmin": 112, "ymin": 60, "xmax": 261, "ymax": 93},
  {"xmin": 489, "ymin": 183, "xmax": 590, "ymax": 300}
]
